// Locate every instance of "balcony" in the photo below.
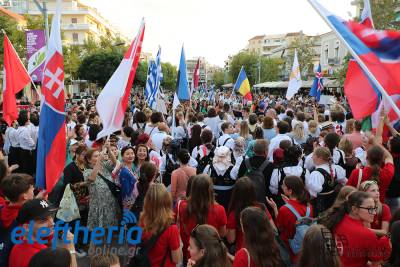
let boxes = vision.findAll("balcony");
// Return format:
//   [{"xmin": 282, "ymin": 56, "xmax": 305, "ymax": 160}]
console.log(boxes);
[{"xmin": 328, "ymin": 58, "xmax": 340, "ymax": 65}]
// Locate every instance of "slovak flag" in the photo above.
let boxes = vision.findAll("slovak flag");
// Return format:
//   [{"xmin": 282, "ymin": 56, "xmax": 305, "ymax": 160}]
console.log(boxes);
[
  {"xmin": 36, "ymin": 0, "xmax": 66, "ymax": 192},
  {"xmin": 96, "ymin": 20, "xmax": 145, "ymax": 139},
  {"xmin": 309, "ymin": 63, "xmax": 323, "ymax": 101},
  {"xmin": 308, "ymin": 0, "xmax": 400, "ymax": 119}
]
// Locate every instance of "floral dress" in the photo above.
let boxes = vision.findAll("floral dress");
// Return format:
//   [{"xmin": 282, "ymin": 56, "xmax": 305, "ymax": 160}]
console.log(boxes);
[{"xmin": 84, "ymin": 160, "xmax": 121, "ymax": 230}]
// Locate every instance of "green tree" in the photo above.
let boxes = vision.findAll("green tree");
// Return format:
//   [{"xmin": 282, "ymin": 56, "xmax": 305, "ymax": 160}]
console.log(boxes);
[
  {"xmin": 63, "ymin": 45, "xmax": 82, "ymax": 82},
  {"xmin": 161, "ymin": 62, "xmax": 177, "ymax": 90},
  {"xmin": 260, "ymin": 58, "xmax": 284, "ymax": 82},
  {"xmin": 369, "ymin": 0, "xmax": 399, "ymax": 30},
  {"xmin": 286, "ymin": 36, "xmax": 315, "ymax": 79},
  {"xmin": 228, "ymin": 52, "xmax": 259, "ymax": 85},
  {"xmin": 133, "ymin": 61, "xmax": 148, "ymax": 88},
  {"xmin": 0, "ymin": 17, "xmax": 25, "ymax": 66},
  {"xmin": 78, "ymin": 51, "xmax": 123, "ymax": 87},
  {"xmin": 212, "ymin": 69, "xmax": 225, "ymax": 88}
]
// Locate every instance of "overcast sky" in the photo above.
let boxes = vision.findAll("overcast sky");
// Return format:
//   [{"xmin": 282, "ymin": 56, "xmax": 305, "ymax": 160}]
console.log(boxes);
[{"xmin": 81, "ymin": 0, "xmax": 356, "ymax": 67}]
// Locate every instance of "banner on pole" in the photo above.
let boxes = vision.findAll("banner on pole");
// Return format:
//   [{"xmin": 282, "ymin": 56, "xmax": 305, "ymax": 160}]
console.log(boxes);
[{"xmin": 26, "ymin": 30, "xmax": 46, "ymax": 82}]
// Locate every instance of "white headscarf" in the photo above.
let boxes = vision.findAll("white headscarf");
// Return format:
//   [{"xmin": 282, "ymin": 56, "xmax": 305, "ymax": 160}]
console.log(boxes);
[{"xmin": 212, "ymin": 146, "xmax": 233, "ymax": 176}]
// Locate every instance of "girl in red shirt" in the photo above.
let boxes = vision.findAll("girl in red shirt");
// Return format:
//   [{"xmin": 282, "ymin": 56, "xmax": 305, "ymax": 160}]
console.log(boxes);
[
  {"xmin": 359, "ymin": 180, "xmax": 391, "ymax": 237},
  {"xmin": 177, "ymin": 174, "xmax": 227, "ymax": 261},
  {"xmin": 138, "ymin": 183, "xmax": 182, "ymax": 267},
  {"xmin": 271, "ymin": 175, "xmax": 313, "ymax": 263},
  {"xmin": 227, "ymin": 177, "xmax": 276, "ymax": 251},
  {"xmin": 187, "ymin": 224, "xmax": 232, "ymax": 267},
  {"xmin": 321, "ymin": 191, "xmax": 391, "ymax": 267},
  {"xmin": 233, "ymin": 206, "xmax": 281, "ymax": 267},
  {"xmin": 347, "ymin": 145, "xmax": 394, "ymax": 203}
]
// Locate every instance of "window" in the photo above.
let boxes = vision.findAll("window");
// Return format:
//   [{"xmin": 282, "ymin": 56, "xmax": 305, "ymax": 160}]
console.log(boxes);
[
  {"xmin": 72, "ymin": 33, "xmax": 79, "ymax": 43},
  {"xmin": 71, "ymin": 18, "xmax": 77, "ymax": 24},
  {"xmin": 334, "ymin": 47, "xmax": 339, "ymax": 59},
  {"xmin": 324, "ymin": 48, "xmax": 329, "ymax": 63}
]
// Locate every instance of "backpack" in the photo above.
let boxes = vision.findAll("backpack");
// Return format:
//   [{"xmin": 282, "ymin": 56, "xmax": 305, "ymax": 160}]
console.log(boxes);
[
  {"xmin": 209, "ymin": 165, "xmax": 235, "ymax": 187},
  {"xmin": 129, "ymin": 227, "xmax": 170, "ymax": 267},
  {"xmin": 245, "ymin": 159, "xmax": 270, "ymax": 203},
  {"xmin": 161, "ymin": 152, "xmax": 179, "ymax": 187},
  {"xmin": 0, "ymin": 206, "xmax": 18, "ymax": 267},
  {"xmin": 196, "ymin": 145, "xmax": 215, "ymax": 174},
  {"xmin": 284, "ymin": 203, "xmax": 313, "ymax": 255}
]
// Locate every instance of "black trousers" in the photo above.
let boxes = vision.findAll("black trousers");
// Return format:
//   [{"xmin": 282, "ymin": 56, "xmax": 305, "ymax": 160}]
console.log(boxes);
[
  {"xmin": 19, "ymin": 148, "xmax": 36, "ymax": 176},
  {"xmin": 8, "ymin": 146, "xmax": 21, "ymax": 172}
]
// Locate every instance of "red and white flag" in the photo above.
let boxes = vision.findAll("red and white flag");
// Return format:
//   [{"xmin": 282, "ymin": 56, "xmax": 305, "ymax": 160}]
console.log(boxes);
[
  {"xmin": 2, "ymin": 34, "xmax": 31, "ymax": 126},
  {"xmin": 190, "ymin": 58, "xmax": 200, "ymax": 97},
  {"xmin": 96, "ymin": 19, "xmax": 145, "ymax": 139}
]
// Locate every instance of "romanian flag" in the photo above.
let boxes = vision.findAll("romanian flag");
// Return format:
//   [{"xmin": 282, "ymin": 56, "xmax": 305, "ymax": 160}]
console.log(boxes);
[{"xmin": 234, "ymin": 66, "xmax": 252, "ymax": 101}]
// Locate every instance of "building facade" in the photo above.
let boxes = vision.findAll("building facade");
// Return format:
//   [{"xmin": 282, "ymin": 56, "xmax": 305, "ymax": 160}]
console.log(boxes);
[
  {"xmin": 1, "ymin": 0, "xmax": 128, "ymax": 45},
  {"xmin": 319, "ymin": 31, "xmax": 348, "ymax": 75},
  {"xmin": 186, "ymin": 57, "xmax": 207, "ymax": 88}
]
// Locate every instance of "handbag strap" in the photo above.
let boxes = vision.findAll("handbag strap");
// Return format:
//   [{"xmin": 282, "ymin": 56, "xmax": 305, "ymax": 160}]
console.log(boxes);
[
  {"xmin": 244, "ymin": 248, "xmax": 250, "ymax": 267},
  {"xmin": 357, "ymin": 168, "xmax": 363, "ymax": 189}
]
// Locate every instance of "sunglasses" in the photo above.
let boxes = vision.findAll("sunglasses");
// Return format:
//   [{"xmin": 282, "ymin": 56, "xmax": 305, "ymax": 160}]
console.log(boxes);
[{"xmin": 191, "ymin": 224, "xmax": 202, "ymax": 248}]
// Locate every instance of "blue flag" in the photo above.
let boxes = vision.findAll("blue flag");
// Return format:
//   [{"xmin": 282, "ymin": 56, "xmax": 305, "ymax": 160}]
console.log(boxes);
[
  {"xmin": 309, "ymin": 63, "xmax": 324, "ymax": 101},
  {"xmin": 177, "ymin": 45, "xmax": 190, "ymax": 101}
]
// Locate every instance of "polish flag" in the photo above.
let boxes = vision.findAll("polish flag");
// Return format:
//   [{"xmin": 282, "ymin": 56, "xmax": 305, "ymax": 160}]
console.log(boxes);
[
  {"xmin": 2, "ymin": 34, "xmax": 31, "ymax": 126},
  {"xmin": 96, "ymin": 20, "xmax": 145, "ymax": 139}
]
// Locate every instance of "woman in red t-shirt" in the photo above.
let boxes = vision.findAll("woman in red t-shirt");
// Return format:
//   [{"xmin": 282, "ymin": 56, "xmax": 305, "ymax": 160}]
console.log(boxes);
[
  {"xmin": 347, "ymin": 145, "xmax": 394, "ymax": 203},
  {"xmin": 227, "ymin": 177, "xmax": 276, "ymax": 251},
  {"xmin": 321, "ymin": 191, "xmax": 391, "ymax": 267},
  {"xmin": 177, "ymin": 174, "xmax": 227, "ymax": 260},
  {"xmin": 187, "ymin": 224, "xmax": 232, "ymax": 267},
  {"xmin": 233, "ymin": 206, "xmax": 281, "ymax": 267},
  {"xmin": 359, "ymin": 180, "xmax": 391, "ymax": 237},
  {"xmin": 138, "ymin": 183, "xmax": 182, "ymax": 267},
  {"xmin": 270, "ymin": 175, "xmax": 313, "ymax": 263}
]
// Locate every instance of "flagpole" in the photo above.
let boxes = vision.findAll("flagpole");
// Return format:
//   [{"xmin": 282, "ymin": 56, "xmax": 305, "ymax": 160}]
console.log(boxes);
[{"xmin": 307, "ymin": 0, "xmax": 400, "ymax": 119}]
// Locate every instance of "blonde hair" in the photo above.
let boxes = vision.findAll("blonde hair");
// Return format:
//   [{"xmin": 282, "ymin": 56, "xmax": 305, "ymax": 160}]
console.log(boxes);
[
  {"xmin": 308, "ymin": 120, "xmax": 318, "ymax": 134},
  {"xmin": 338, "ymin": 138, "xmax": 353, "ymax": 157},
  {"xmin": 139, "ymin": 183, "xmax": 174, "ymax": 235},
  {"xmin": 314, "ymin": 147, "xmax": 331, "ymax": 162},
  {"xmin": 359, "ymin": 180, "xmax": 382, "ymax": 214},
  {"xmin": 333, "ymin": 185, "xmax": 357, "ymax": 206},
  {"xmin": 144, "ymin": 108, "xmax": 152, "ymax": 120},
  {"xmin": 292, "ymin": 123, "xmax": 305, "ymax": 140},
  {"xmin": 240, "ymin": 120, "xmax": 250, "ymax": 138}
]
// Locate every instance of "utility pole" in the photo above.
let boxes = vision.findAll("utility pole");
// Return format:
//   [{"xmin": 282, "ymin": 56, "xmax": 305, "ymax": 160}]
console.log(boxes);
[
  {"xmin": 258, "ymin": 57, "xmax": 261, "ymax": 84},
  {"xmin": 32, "ymin": 0, "xmax": 49, "ymax": 47}
]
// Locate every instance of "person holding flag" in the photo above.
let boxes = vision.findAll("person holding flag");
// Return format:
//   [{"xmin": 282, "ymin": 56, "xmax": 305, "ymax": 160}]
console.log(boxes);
[{"xmin": 309, "ymin": 63, "xmax": 324, "ymax": 102}]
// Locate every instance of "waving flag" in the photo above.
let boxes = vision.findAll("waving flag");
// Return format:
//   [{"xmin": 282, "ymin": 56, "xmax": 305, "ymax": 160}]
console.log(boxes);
[
  {"xmin": 190, "ymin": 58, "xmax": 200, "ymax": 96},
  {"xmin": 96, "ymin": 19, "xmax": 145, "ymax": 139},
  {"xmin": 145, "ymin": 47, "xmax": 163, "ymax": 109},
  {"xmin": 309, "ymin": 63, "xmax": 323, "ymax": 101},
  {"xmin": 177, "ymin": 45, "xmax": 190, "ymax": 101},
  {"xmin": 2, "ymin": 34, "xmax": 31, "ymax": 126},
  {"xmin": 344, "ymin": 0, "xmax": 378, "ymax": 119},
  {"xmin": 36, "ymin": 0, "xmax": 66, "ymax": 192},
  {"xmin": 286, "ymin": 49, "xmax": 302, "ymax": 100},
  {"xmin": 234, "ymin": 66, "xmax": 252, "ymax": 101},
  {"xmin": 308, "ymin": 0, "xmax": 400, "ymax": 119}
]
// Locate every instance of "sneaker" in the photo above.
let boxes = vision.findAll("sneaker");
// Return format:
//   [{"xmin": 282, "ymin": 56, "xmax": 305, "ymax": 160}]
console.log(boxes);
[{"xmin": 76, "ymin": 249, "xmax": 87, "ymax": 258}]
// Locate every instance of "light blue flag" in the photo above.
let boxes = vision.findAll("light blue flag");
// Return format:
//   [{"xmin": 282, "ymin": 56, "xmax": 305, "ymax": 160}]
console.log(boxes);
[{"xmin": 177, "ymin": 45, "xmax": 190, "ymax": 101}]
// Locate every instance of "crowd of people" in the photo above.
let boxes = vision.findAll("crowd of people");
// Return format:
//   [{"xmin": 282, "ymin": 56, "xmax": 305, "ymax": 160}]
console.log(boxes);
[{"xmin": 0, "ymin": 89, "xmax": 399, "ymax": 267}]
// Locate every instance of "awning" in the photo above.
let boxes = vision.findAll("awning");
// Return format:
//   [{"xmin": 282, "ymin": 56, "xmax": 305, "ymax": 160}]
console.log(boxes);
[{"xmin": 253, "ymin": 79, "xmax": 340, "ymax": 89}]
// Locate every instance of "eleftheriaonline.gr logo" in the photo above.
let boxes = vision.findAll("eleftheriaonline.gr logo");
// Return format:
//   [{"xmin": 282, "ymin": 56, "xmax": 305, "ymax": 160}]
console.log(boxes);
[{"xmin": 11, "ymin": 209, "xmax": 142, "ymax": 249}]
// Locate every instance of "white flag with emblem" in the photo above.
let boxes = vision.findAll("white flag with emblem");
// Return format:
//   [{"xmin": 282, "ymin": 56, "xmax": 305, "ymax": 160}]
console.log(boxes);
[{"xmin": 286, "ymin": 49, "xmax": 302, "ymax": 100}]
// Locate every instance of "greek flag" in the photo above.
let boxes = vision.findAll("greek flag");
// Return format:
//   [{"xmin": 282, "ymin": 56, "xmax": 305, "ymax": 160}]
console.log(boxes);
[{"xmin": 145, "ymin": 47, "xmax": 163, "ymax": 109}]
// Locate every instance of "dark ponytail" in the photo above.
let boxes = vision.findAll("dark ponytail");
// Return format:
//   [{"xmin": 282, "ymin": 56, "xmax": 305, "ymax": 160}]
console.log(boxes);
[
  {"xmin": 367, "ymin": 145, "xmax": 384, "ymax": 183},
  {"xmin": 177, "ymin": 149, "xmax": 191, "ymax": 165},
  {"xmin": 324, "ymin": 133, "xmax": 340, "ymax": 157},
  {"xmin": 283, "ymin": 176, "xmax": 310, "ymax": 205},
  {"xmin": 320, "ymin": 191, "xmax": 370, "ymax": 231}
]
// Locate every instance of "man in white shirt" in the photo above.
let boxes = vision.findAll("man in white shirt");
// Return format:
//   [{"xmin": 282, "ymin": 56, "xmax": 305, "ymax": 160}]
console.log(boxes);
[
  {"xmin": 268, "ymin": 121, "xmax": 293, "ymax": 161},
  {"xmin": 17, "ymin": 112, "xmax": 36, "ymax": 175},
  {"xmin": 152, "ymin": 123, "xmax": 170, "ymax": 153},
  {"xmin": 217, "ymin": 122, "xmax": 235, "ymax": 150}
]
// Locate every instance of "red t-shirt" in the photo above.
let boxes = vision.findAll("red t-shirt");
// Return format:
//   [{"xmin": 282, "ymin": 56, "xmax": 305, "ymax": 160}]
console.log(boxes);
[
  {"xmin": 334, "ymin": 214, "xmax": 391, "ymax": 267},
  {"xmin": 177, "ymin": 200, "xmax": 227, "ymax": 259},
  {"xmin": 275, "ymin": 199, "xmax": 313, "ymax": 263},
  {"xmin": 9, "ymin": 241, "xmax": 47, "ymax": 267},
  {"xmin": 141, "ymin": 224, "xmax": 180, "ymax": 267},
  {"xmin": 233, "ymin": 248, "xmax": 256, "ymax": 267},
  {"xmin": 227, "ymin": 204, "xmax": 272, "ymax": 250},
  {"xmin": 371, "ymin": 203, "xmax": 391, "ymax": 230},
  {"xmin": 347, "ymin": 163, "xmax": 394, "ymax": 203},
  {"xmin": 0, "ymin": 204, "xmax": 22, "ymax": 228}
]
